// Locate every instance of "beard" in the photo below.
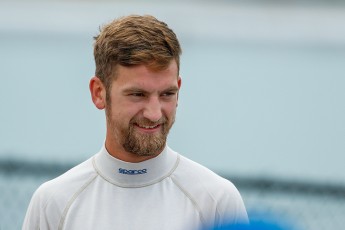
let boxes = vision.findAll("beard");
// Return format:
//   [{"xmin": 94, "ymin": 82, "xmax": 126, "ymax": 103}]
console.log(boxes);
[{"xmin": 107, "ymin": 113, "xmax": 175, "ymax": 156}]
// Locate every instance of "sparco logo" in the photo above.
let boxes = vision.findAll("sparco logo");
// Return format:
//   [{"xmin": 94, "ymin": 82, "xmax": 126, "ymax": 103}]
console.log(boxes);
[{"xmin": 118, "ymin": 168, "xmax": 148, "ymax": 175}]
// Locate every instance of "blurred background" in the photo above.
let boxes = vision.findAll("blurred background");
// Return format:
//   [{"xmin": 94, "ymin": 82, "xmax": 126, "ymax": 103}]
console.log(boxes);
[{"xmin": 1, "ymin": 0, "xmax": 345, "ymax": 229}]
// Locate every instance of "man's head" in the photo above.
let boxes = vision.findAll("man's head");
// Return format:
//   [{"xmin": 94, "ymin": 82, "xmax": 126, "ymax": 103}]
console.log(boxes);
[
  {"xmin": 90, "ymin": 15, "xmax": 182, "ymax": 162},
  {"xmin": 93, "ymin": 15, "xmax": 181, "ymax": 98}
]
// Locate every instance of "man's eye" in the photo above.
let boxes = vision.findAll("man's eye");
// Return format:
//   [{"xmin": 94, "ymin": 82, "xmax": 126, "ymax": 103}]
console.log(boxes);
[
  {"xmin": 131, "ymin": 93, "xmax": 145, "ymax": 97},
  {"xmin": 161, "ymin": 92, "xmax": 176, "ymax": 97}
]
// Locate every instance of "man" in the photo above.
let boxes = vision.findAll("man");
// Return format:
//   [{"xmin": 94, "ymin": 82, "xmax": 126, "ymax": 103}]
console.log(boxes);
[{"xmin": 23, "ymin": 15, "xmax": 248, "ymax": 230}]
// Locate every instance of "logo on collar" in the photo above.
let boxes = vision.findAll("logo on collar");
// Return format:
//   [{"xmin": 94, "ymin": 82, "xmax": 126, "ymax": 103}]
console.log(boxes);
[{"xmin": 118, "ymin": 168, "xmax": 148, "ymax": 175}]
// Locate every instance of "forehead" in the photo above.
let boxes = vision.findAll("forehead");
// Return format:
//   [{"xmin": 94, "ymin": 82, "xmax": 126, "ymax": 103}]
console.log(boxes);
[{"xmin": 113, "ymin": 61, "xmax": 179, "ymax": 89}]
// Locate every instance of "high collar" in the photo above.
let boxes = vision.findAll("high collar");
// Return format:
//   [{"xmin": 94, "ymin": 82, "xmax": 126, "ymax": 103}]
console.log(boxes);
[{"xmin": 93, "ymin": 145, "xmax": 179, "ymax": 188}]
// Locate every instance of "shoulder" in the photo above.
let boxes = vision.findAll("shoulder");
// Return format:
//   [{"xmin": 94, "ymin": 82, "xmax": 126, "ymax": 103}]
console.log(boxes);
[
  {"xmin": 37, "ymin": 156, "xmax": 97, "ymax": 202},
  {"xmin": 174, "ymin": 153, "xmax": 239, "ymax": 198},
  {"xmin": 170, "ymin": 150, "xmax": 248, "ymax": 227},
  {"xmin": 22, "ymin": 157, "xmax": 98, "ymax": 229}
]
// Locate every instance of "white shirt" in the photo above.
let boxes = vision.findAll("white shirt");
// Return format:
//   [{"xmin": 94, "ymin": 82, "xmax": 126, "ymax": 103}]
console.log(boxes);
[{"xmin": 23, "ymin": 146, "xmax": 248, "ymax": 230}]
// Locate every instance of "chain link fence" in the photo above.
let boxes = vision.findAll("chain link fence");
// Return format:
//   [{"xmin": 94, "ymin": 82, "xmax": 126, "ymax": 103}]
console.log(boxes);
[
  {"xmin": 1, "ymin": 159, "xmax": 344, "ymax": 230},
  {"xmin": 229, "ymin": 176, "xmax": 345, "ymax": 229}
]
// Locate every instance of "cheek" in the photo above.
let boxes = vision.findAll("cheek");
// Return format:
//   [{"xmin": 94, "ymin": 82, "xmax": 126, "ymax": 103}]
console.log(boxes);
[
  {"xmin": 117, "ymin": 104, "xmax": 144, "ymax": 122},
  {"xmin": 163, "ymin": 103, "xmax": 178, "ymax": 117}
]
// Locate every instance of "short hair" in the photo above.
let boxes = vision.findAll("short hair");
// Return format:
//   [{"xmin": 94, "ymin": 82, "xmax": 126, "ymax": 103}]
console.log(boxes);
[{"xmin": 93, "ymin": 15, "xmax": 182, "ymax": 91}]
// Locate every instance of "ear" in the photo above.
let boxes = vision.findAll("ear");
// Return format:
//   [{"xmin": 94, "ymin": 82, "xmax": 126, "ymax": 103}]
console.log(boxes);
[
  {"xmin": 177, "ymin": 76, "xmax": 182, "ymax": 89},
  {"xmin": 89, "ymin": 76, "xmax": 106, "ymax": 110},
  {"xmin": 177, "ymin": 76, "xmax": 182, "ymax": 105}
]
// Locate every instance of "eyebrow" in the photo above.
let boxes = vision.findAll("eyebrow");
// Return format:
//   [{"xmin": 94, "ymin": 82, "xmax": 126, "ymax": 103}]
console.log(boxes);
[
  {"xmin": 161, "ymin": 86, "xmax": 179, "ymax": 93},
  {"xmin": 122, "ymin": 86, "xmax": 179, "ymax": 94}
]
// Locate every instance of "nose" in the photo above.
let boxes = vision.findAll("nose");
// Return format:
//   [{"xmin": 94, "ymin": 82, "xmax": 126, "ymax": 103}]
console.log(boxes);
[{"xmin": 143, "ymin": 96, "xmax": 162, "ymax": 122}]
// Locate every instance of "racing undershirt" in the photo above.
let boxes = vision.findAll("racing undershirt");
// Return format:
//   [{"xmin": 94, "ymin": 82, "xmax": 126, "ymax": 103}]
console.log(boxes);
[{"xmin": 22, "ymin": 145, "xmax": 248, "ymax": 230}]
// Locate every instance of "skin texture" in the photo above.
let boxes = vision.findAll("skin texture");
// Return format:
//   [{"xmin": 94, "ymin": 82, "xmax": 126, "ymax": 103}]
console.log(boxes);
[{"xmin": 90, "ymin": 60, "xmax": 181, "ymax": 163}]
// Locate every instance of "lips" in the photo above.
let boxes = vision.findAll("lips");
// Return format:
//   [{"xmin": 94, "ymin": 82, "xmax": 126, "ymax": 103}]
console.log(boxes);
[
  {"xmin": 137, "ymin": 124, "xmax": 160, "ymax": 129},
  {"xmin": 130, "ymin": 117, "xmax": 167, "ymax": 133},
  {"xmin": 135, "ymin": 123, "xmax": 162, "ymax": 130}
]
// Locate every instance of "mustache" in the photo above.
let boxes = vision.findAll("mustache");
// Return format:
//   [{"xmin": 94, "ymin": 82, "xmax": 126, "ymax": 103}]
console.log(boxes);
[{"xmin": 130, "ymin": 117, "xmax": 167, "ymax": 126}]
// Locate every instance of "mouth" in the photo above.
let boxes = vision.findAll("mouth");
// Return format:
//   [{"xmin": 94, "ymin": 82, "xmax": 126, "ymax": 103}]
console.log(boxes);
[{"xmin": 134, "ymin": 123, "xmax": 162, "ymax": 133}]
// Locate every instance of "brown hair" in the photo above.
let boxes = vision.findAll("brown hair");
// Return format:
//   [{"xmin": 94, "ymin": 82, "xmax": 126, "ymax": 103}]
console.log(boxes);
[{"xmin": 93, "ymin": 15, "xmax": 182, "ymax": 92}]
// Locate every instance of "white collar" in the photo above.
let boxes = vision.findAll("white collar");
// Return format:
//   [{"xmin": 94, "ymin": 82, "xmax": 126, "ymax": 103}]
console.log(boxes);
[{"xmin": 93, "ymin": 145, "xmax": 179, "ymax": 188}]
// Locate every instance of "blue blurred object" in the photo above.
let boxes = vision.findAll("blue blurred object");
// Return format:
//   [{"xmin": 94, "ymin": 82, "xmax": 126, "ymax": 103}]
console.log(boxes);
[
  {"xmin": 213, "ymin": 215, "xmax": 294, "ymax": 230},
  {"xmin": 213, "ymin": 221, "xmax": 287, "ymax": 230}
]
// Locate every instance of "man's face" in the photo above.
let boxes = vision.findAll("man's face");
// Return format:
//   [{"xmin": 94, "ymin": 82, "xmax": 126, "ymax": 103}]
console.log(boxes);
[{"xmin": 105, "ymin": 61, "xmax": 181, "ymax": 158}]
